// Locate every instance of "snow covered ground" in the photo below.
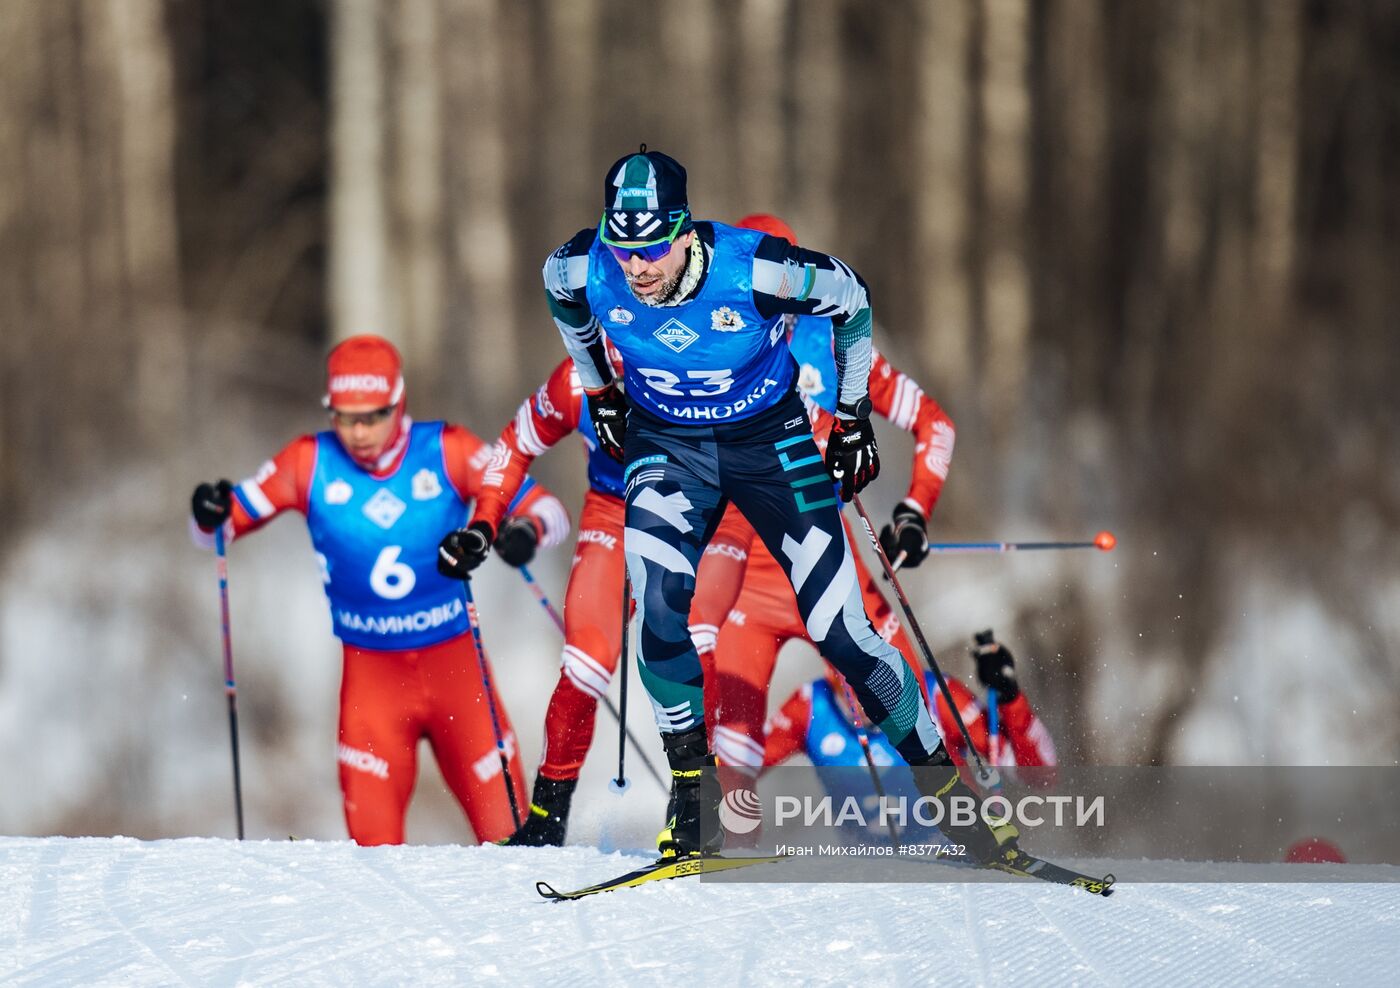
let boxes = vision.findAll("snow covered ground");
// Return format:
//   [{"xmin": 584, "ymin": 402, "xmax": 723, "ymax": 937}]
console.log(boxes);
[{"xmin": 2, "ymin": 837, "xmax": 1397, "ymax": 986}]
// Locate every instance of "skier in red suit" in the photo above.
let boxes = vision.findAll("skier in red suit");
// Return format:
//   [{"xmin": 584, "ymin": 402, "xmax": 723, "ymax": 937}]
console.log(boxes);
[
  {"xmin": 466, "ymin": 347, "xmax": 634, "ymax": 845},
  {"xmin": 764, "ymin": 634, "xmax": 1059, "ymax": 774},
  {"xmin": 190, "ymin": 335, "xmax": 570, "ymax": 845}
]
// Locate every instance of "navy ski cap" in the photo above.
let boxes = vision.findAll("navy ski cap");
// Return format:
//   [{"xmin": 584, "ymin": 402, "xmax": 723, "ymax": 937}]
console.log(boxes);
[{"xmin": 601, "ymin": 145, "xmax": 691, "ymax": 245}]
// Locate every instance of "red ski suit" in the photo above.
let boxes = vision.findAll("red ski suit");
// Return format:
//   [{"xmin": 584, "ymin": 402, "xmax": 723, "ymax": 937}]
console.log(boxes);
[
  {"xmin": 473, "ymin": 360, "xmax": 636, "ymax": 783},
  {"xmin": 193, "ymin": 418, "xmax": 569, "ymax": 845}
]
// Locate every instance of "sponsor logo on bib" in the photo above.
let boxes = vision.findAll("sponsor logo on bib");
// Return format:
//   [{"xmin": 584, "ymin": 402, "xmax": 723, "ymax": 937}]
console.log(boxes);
[
  {"xmin": 710, "ymin": 306, "xmax": 745, "ymax": 332},
  {"xmin": 362, "ymin": 488, "xmax": 406, "ymax": 529},
  {"xmin": 325, "ymin": 479, "xmax": 353, "ymax": 505},
  {"xmin": 653, "ymin": 317, "xmax": 699, "ymax": 353},
  {"xmin": 411, "ymin": 468, "xmax": 442, "ymax": 500},
  {"xmin": 797, "ymin": 363, "xmax": 826, "ymax": 398}
]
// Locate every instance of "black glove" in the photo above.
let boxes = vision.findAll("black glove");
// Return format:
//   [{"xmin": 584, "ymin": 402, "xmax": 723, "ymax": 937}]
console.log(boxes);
[
  {"xmin": 824, "ymin": 414, "xmax": 880, "ymax": 502},
  {"xmin": 587, "ymin": 384, "xmax": 628, "ymax": 463},
  {"xmin": 878, "ymin": 503, "xmax": 928, "ymax": 568},
  {"xmin": 191, "ymin": 479, "xmax": 234, "ymax": 530},
  {"xmin": 437, "ymin": 521, "xmax": 494, "ymax": 579},
  {"xmin": 493, "ymin": 516, "xmax": 539, "ymax": 568},
  {"xmin": 971, "ymin": 630, "xmax": 1020, "ymax": 701}
]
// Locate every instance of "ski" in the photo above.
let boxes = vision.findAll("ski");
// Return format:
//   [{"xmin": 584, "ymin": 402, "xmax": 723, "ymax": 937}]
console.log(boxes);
[
  {"xmin": 536, "ymin": 853, "xmax": 789, "ymax": 901},
  {"xmin": 536, "ymin": 849, "xmax": 1112, "ymax": 901},
  {"xmin": 986, "ymin": 850, "xmax": 1116, "ymax": 896}
]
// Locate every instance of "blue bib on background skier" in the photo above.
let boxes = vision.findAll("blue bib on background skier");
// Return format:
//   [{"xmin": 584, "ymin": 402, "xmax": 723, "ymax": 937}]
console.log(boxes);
[
  {"xmin": 307, "ymin": 422, "xmax": 471, "ymax": 649},
  {"xmin": 787, "ymin": 314, "xmax": 838, "ymax": 414},
  {"xmin": 806, "ymin": 679, "xmax": 904, "ymax": 770},
  {"xmin": 805, "ymin": 679, "xmax": 943, "ymax": 844},
  {"xmin": 586, "ymin": 223, "xmax": 795, "ymax": 424}
]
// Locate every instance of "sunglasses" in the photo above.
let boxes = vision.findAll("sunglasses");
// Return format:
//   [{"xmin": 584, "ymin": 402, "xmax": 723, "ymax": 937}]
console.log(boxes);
[
  {"xmin": 330, "ymin": 405, "xmax": 395, "ymax": 428},
  {"xmin": 599, "ymin": 211, "xmax": 688, "ymax": 263}
]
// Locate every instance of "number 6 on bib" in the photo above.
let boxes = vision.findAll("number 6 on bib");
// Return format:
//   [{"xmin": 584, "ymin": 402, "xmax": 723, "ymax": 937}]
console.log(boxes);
[{"xmin": 370, "ymin": 545, "xmax": 416, "ymax": 599}]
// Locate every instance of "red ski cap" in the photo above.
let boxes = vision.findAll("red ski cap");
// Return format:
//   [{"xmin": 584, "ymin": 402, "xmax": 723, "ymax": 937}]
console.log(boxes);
[
  {"xmin": 1283, "ymin": 837, "xmax": 1346, "ymax": 864},
  {"xmin": 324, "ymin": 335, "xmax": 405, "ymax": 410},
  {"xmin": 737, "ymin": 213, "xmax": 798, "ymax": 246}
]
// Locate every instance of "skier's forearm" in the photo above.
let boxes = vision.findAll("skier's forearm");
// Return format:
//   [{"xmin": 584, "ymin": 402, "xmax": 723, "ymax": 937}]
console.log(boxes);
[
  {"xmin": 867, "ymin": 351, "xmax": 954, "ymax": 516},
  {"xmin": 548, "ymin": 300, "xmax": 612, "ymax": 392},
  {"xmin": 904, "ymin": 402, "xmax": 954, "ymax": 518},
  {"xmin": 832, "ymin": 306, "xmax": 873, "ymax": 415},
  {"xmin": 472, "ymin": 441, "xmax": 531, "ymax": 534},
  {"xmin": 512, "ymin": 485, "xmax": 572, "ymax": 550},
  {"xmin": 543, "ymin": 233, "xmax": 614, "ymax": 391}
]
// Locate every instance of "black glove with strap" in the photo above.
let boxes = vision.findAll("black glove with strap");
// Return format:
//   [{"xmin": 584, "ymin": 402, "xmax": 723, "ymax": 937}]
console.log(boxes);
[
  {"xmin": 878, "ymin": 503, "xmax": 928, "ymax": 568},
  {"xmin": 192, "ymin": 479, "xmax": 234, "ymax": 530},
  {"xmin": 437, "ymin": 521, "xmax": 494, "ymax": 580},
  {"xmin": 493, "ymin": 516, "xmax": 540, "ymax": 568},
  {"xmin": 824, "ymin": 400, "xmax": 880, "ymax": 503},
  {"xmin": 971, "ymin": 630, "xmax": 1020, "ymax": 701},
  {"xmin": 587, "ymin": 384, "xmax": 628, "ymax": 463}
]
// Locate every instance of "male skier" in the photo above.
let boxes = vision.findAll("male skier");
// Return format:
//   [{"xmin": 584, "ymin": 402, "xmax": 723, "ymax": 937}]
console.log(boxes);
[
  {"xmin": 450, "ymin": 149, "xmax": 1018, "ymax": 865},
  {"xmin": 191, "ymin": 335, "xmax": 569, "ymax": 845},
  {"xmin": 460, "ymin": 345, "xmax": 632, "ymax": 845}
]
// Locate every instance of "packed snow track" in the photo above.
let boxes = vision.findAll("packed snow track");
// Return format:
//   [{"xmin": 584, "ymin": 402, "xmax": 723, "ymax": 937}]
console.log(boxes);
[{"xmin": 1, "ymin": 837, "xmax": 1396, "ymax": 985}]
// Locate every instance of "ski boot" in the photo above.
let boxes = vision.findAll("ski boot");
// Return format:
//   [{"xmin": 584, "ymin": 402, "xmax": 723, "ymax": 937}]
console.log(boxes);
[
  {"xmin": 655, "ymin": 727, "xmax": 724, "ymax": 859},
  {"xmin": 500, "ymin": 775, "xmax": 577, "ymax": 847},
  {"xmin": 912, "ymin": 743, "xmax": 1021, "ymax": 865}
]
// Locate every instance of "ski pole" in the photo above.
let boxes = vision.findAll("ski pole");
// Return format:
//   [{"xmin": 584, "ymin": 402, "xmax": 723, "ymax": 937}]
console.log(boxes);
[
  {"xmin": 517, "ymin": 566, "xmax": 666, "ymax": 792},
  {"xmin": 985, "ymin": 688, "xmax": 1003, "ymax": 791},
  {"xmin": 461, "ymin": 579, "xmax": 523, "ymax": 830},
  {"xmin": 972, "ymin": 629, "xmax": 1004, "ymax": 782},
  {"xmin": 609, "ymin": 573, "xmax": 633, "ymax": 794},
  {"xmin": 850, "ymin": 495, "xmax": 994, "ymax": 785},
  {"xmin": 836, "ymin": 676, "xmax": 902, "ymax": 849},
  {"xmin": 518, "ymin": 563, "xmax": 566, "ymax": 634},
  {"xmin": 889, "ymin": 531, "xmax": 1116, "ymax": 572},
  {"xmin": 213, "ymin": 526, "xmax": 245, "ymax": 840}
]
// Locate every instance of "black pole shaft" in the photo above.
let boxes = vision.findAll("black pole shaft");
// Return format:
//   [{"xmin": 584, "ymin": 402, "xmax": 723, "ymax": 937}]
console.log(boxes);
[
  {"xmin": 837, "ymin": 677, "xmax": 901, "ymax": 848},
  {"xmin": 614, "ymin": 574, "xmax": 631, "ymax": 789},
  {"xmin": 226, "ymin": 694, "xmax": 245, "ymax": 839},
  {"xmin": 214, "ymin": 526, "xmax": 246, "ymax": 840},
  {"xmin": 461, "ymin": 581, "xmax": 523, "ymax": 830},
  {"xmin": 851, "ymin": 495, "xmax": 992, "ymax": 782}
]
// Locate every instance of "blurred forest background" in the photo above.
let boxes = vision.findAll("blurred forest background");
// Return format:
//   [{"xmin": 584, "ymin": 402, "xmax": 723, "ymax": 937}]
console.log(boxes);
[{"xmin": 1, "ymin": 0, "xmax": 1397, "ymax": 843}]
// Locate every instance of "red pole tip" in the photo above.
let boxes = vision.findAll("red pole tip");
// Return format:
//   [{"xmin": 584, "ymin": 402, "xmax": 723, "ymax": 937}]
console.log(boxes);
[{"xmin": 1094, "ymin": 530, "xmax": 1117, "ymax": 551}]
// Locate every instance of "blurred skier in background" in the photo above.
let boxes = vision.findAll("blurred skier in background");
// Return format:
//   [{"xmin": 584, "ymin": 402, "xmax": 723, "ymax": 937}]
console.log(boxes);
[
  {"xmin": 459, "ymin": 344, "xmax": 635, "ymax": 846},
  {"xmin": 764, "ymin": 631, "xmax": 1058, "ymax": 775},
  {"xmin": 190, "ymin": 334, "xmax": 570, "ymax": 845},
  {"xmin": 751, "ymin": 632, "xmax": 1057, "ymax": 848}
]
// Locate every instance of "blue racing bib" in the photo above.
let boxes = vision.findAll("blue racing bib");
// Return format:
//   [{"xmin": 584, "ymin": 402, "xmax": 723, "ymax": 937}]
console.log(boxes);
[
  {"xmin": 306, "ymin": 422, "xmax": 471, "ymax": 649},
  {"xmin": 587, "ymin": 223, "xmax": 795, "ymax": 425}
]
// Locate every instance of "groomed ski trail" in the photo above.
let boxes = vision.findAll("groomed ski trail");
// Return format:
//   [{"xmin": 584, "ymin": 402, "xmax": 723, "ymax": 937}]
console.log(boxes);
[{"xmin": 1, "ymin": 836, "xmax": 1397, "ymax": 986}]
